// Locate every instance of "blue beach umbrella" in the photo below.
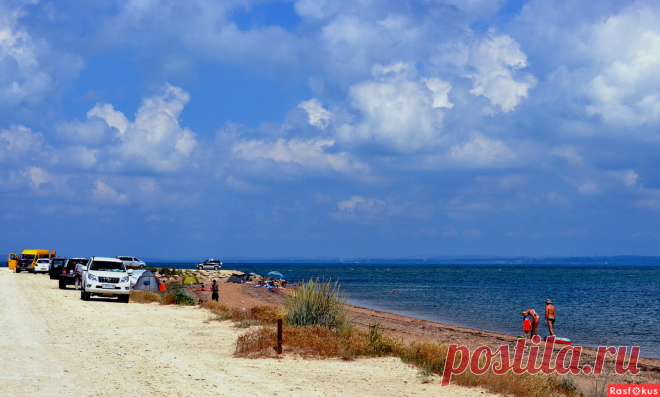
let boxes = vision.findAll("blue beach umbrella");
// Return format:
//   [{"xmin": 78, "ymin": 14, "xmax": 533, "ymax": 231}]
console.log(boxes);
[{"xmin": 268, "ymin": 271, "xmax": 284, "ymax": 279}]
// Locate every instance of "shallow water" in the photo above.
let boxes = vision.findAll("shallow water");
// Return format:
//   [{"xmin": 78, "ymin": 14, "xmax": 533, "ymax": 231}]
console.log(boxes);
[{"xmin": 157, "ymin": 263, "xmax": 660, "ymax": 358}]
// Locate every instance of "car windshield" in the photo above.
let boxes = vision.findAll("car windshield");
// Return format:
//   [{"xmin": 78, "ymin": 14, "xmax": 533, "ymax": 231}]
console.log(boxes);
[
  {"xmin": 90, "ymin": 261, "xmax": 125, "ymax": 272},
  {"xmin": 21, "ymin": 254, "xmax": 35, "ymax": 260},
  {"xmin": 53, "ymin": 259, "xmax": 65, "ymax": 265},
  {"xmin": 37, "ymin": 259, "xmax": 49, "ymax": 263}
]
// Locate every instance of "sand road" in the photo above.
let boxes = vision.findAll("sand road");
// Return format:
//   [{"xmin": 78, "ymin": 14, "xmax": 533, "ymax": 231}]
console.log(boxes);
[{"xmin": 0, "ymin": 269, "xmax": 494, "ymax": 397}]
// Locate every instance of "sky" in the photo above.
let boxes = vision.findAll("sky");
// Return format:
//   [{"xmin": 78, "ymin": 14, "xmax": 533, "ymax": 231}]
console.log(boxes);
[{"xmin": 2, "ymin": 0, "xmax": 660, "ymax": 259}]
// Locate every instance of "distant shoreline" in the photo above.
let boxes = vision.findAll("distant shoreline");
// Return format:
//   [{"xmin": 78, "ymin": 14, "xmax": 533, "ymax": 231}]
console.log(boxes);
[{"xmin": 147, "ymin": 257, "xmax": 660, "ymax": 265}]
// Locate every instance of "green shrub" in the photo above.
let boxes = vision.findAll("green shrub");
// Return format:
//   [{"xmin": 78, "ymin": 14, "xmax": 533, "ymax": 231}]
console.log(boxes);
[
  {"xmin": 285, "ymin": 278, "xmax": 349, "ymax": 330},
  {"xmin": 163, "ymin": 288, "xmax": 195, "ymax": 305}
]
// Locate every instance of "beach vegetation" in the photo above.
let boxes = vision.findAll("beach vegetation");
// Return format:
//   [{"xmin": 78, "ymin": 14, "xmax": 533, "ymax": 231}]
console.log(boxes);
[
  {"xmin": 235, "ymin": 323, "xmax": 402, "ymax": 359},
  {"xmin": 199, "ymin": 301, "xmax": 284, "ymax": 324},
  {"xmin": 129, "ymin": 290, "xmax": 162, "ymax": 303},
  {"xmin": 163, "ymin": 289, "xmax": 195, "ymax": 305},
  {"xmin": 157, "ymin": 267, "xmax": 184, "ymax": 277},
  {"xmin": 285, "ymin": 278, "xmax": 349, "ymax": 330}
]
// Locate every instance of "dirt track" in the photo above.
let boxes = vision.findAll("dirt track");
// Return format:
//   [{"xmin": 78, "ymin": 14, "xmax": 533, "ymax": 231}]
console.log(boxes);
[{"xmin": 0, "ymin": 269, "xmax": 494, "ymax": 397}]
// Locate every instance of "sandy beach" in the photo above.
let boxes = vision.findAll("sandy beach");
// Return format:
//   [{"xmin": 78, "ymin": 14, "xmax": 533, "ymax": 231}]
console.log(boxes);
[
  {"xmin": 0, "ymin": 268, "xmax": 496, "ymax": 397},
  {"xmin": 189, "ymin": 272, "xmax": 660, "ymax": 387}
]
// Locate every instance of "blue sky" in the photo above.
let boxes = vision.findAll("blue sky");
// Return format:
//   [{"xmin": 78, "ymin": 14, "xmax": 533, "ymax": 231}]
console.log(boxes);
[{"xmin": 2, "ymin": 0, "xmax": 660, "ymax": 259}]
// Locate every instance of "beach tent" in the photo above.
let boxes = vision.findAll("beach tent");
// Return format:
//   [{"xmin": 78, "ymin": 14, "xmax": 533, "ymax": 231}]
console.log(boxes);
[
  {"xmin": 129, "ymin": 269, "xmax": 146, "ymax": 287},
  {"xmin": 133, "ymin": 270, "xmax": 161, "ymax": 292},
  {"xmin": 226, "ymin": 274, "xmax": 246, "ymax": 283},
  {"xmin": 182, "ymin": 275, "xmax": 200, "ymax": 285}
]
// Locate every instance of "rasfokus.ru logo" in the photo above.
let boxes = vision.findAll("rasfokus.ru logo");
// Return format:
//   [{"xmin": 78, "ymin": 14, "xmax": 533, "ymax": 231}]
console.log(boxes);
[
  {"xmin": 608, "ymin": 385, "xmax": 660, "ymax": 395},
  {"xmin": 441, "ymin": 336, "xmax": 641, "ymax": 387}
]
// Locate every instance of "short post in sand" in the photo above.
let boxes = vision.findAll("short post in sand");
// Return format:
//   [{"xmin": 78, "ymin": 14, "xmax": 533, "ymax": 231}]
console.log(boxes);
[{"xmin": 277, "ymin": 318, "xmax": 283, "ymax": 354}]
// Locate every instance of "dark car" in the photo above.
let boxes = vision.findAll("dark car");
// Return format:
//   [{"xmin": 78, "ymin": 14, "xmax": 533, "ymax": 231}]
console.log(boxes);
[
  {"xmin": 59, "ymin": 258, "xmax": 87, "ymax": 289},
  {"xmin": 49, "ymin": 257, "xmax": 67, "ymax": 280}
]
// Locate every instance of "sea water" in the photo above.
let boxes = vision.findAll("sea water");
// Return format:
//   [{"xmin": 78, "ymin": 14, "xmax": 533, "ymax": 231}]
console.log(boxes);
[{"xmin": 157, "ymin": 263, "xmax": 660, "ymax": 358}]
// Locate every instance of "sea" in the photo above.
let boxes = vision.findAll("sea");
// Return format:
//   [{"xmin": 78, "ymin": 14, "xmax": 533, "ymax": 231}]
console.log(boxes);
[{"xmin": 153, "ymin": 262, "xmax": 660, "ymax": 359}]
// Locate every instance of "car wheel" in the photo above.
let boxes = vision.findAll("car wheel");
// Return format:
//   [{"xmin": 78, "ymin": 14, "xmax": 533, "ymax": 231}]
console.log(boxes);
[
  {"xmin": 59, "ymin": 279, "xmax": 66, "ymax": 289},
  {"xmin": 119, "ymin": 295, "xmax": 129, "ymax": 303},
  {"xmin": 82, "ymin": 290, "xmax": 90, "ymax": 301},
  {"xmin": 214, "ymin": 266, "xmax": 219, "ymax": 270},
  {"xmin": 140, "ymin": 265, "xmax": 145, "ymax": 269}
]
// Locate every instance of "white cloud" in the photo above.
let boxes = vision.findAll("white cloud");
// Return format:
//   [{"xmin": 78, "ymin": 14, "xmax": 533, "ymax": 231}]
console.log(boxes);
[
  {"xmin": 298, "ymin": 98, "xmax": 333, "ymax": 130},
  {"xmin": 450, "ymin": 133, "xmax": 516, "ymax": 167},
  {"xmin": 92, "ymin": 180, "xmax": 129, "ymax": 205},
  {"xmin": 232, "ymin": 137, "xmax": 363, "ymax": 172},
  {"xmin": 337, "ymin": 195, "xmax": 366, "ymax": 212},
  {"xmin": 584, "ymin": 3, "xmax": 660, "ymax": 125},
  {"xmin": 466, "ymin": 31, "xmax": 536, "ymax": 112},
  {"xmin": 0, "ymin": 125, "xmax": 50, "ymax": 161},
  {"xmin": 578, "ymin": 182, "xmax": 599, "ymax": 196},
  {"xmin": 608, "ymin": 170, "xmax": 638, "ymax": 187},
  {"xmin": 0, "ymin": 6, "xmax": 82, "ymax": 110},
  {"xmin": 439, "ymin": 30, "xmax": 535, "ymax": 112},
  {"xmin": 337, "ymin": 62, "xmax": 452, "ymax": 152},
  {"xmin": 335, "ymin": 195, "xmax": 388, "ymax": 221},
  {"xmin": 57, "ymin": 84, "xmax": 199, "ymax": 174},
  {"xmin": 438, "ymin": 0, "xmax": 505, "ymax": 19},
  {"xmin": 87, "ymin": 103, "xmax": 129, "ymax": 135}
]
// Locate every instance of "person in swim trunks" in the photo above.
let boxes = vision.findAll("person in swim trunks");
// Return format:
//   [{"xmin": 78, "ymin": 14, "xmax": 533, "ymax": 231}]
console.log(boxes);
[
  {"xmin": 522, "ymin": 309, "xmax": 540, "ymax": 337},
  {"xmin": 545, "ymin": 299, "xmax": 556, "ymax": 336}
]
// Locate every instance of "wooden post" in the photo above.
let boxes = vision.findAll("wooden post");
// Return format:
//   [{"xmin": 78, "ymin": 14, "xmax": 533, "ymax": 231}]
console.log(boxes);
[{"xmin": 277, "ymin": 318, "xmax": 283, "ymax": 354}]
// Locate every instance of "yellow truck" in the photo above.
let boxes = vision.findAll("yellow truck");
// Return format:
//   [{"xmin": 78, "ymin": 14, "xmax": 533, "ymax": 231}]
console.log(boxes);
[{"xmin": 11, "ymin": 250, "xmax": 56, "ymax": 273}]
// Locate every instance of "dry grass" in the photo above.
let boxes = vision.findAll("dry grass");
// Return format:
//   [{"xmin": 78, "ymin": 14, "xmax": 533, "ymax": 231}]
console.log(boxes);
[
  {"xmin": 455, "ymin": 370, "xmax": 579, "ymax": 397},
  {"xmin": 234, "ymin": 324, "xmax": 580, "ymax": 397},
  {"xmin": 398, "ymin": 341, "xmax": 449, "ymax": 376},
  {"xmin": 199, "ymin": 302, "xmax": 284, "ymax": 324},
  {"xmin": 129, "ymin": 290, "xmax": 162, "ymax": 303},
  {"xmin": 235, "ymin": 324, "xmax": 402, "ymax": 359}
]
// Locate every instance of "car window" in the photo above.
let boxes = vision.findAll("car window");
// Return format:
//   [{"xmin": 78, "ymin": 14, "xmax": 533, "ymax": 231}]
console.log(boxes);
[
  {"xmin": 90, "ymin": 261, "xmax": 125, "ymax": 272},
  {"xmin": 53, "ymin": 259, "xmax": 65, "ymax": 265},
  {"xmin": 21, "ymin": 254, "xmax": 35, "ymax": 260}
]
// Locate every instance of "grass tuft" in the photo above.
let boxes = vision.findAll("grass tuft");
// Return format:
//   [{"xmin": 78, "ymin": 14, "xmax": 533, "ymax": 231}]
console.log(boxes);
[
  {"xmin": 285, "ymin": 278, "xmax": 349, "ymax": 330},
  {"xmin": 129, "ymin": 290, "xmax": 162, "ymax": 303}
]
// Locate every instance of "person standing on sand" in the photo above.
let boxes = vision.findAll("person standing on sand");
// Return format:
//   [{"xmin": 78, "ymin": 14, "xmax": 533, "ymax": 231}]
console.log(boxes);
[
  {"xmin": 545, "ymin": 299, "xmax": 556, "ymax": 336},
  {"xmin": 211, "ymin": 279, "xmax": 219, "ymax": 302},
  {"xmin": 74, "ymin": 261, "xmax": 85, "ymax": 291},
  {"xmin": 522, "ymin": 309, "xmax": 540, "ymax": 337}
]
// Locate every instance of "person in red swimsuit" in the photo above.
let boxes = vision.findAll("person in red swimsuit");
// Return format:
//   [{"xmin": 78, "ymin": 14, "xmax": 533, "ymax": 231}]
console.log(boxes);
[{"xmin": 522, "ymin": 309, "xmax": 540, "ymax": 337}]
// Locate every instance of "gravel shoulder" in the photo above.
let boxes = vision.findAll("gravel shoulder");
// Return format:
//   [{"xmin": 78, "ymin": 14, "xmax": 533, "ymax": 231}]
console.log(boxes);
[{"xmin": 0, "ymin": 269, "xmax": 495, "ymax": 397}]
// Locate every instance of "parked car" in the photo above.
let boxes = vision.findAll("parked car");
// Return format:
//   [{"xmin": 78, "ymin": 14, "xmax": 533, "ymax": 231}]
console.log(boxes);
[
  {"xmin": 81, "ymin": 257, "xmax": 132, "ymax": 303},
  {"xmin": 59, "ymin": 258, "xmax": 87, "ymax": 289},
  {"xmin": 116, "ymin": 256, "xmax": 146, "ymax": 269},
  {"xmin": 49, "ymin": 257, "xmax": 67, "ymax": 280},
  {"xmin": 34, "ymin": 258, "xmax": 50, "ymax": 274},
  {"xmin": 195, "ymin": 259, "xmax": 223, "ymax": 270},
  {"xmin": 15, "ymin": 249, "xmax": 55, "ymax": 273}
]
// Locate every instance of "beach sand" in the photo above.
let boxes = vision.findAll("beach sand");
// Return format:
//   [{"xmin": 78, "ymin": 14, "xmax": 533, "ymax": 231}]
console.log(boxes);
[
  {"xmin": 0, "ymin": 268, "xmax": 495, "ymax": 396},
  {"xmin": 188, "ymin": 274, "xmax": 660, "ymax": 388}
]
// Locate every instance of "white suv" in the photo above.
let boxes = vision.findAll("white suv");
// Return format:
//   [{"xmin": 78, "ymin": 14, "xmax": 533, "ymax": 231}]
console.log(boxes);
[
  {"xmin": 81, "ymin": 257, "xmax": 133, "ymax": 303},
  {"xmin": 116, "ymin": 256, "xmax": 146, "ymax": 269}
]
